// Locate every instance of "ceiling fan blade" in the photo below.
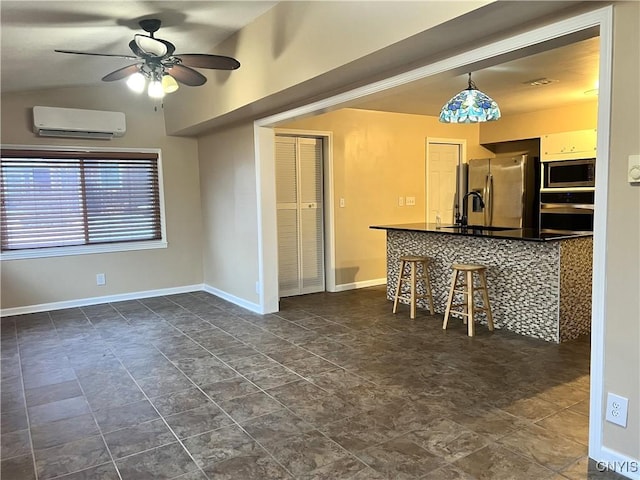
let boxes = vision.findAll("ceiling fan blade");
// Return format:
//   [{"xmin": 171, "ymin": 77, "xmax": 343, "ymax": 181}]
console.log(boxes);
[
  {"xmin": 102, "ymin": 64, "xmax": 141, "ymax": 82},
  {"xmin": 176, "ymin": 54, "xmax": 240, "ymax": 70},
  {"xmin": 166, "ymin": 65, "xmax": 207, "ymax": 86},
  {"xmin": 55, "ymin": 49, "xmax": 137, "ymax": 60}
]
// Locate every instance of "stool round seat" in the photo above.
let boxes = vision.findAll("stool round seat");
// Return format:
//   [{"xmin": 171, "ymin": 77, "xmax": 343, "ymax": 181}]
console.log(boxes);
[
  {"xmin": 451, "ymin": 263, "xmax": 486, "ymax": 271},
  {"xmin": 443, "ymin": 263, "xmax": 494, "ymax": 336},
  {"xmin": 401, "ymin": 255, "xmax": 429, "ymax": 262},
  {"xmin": 392, "ymin": 255, "xmax": 434, "ymax": 319}
]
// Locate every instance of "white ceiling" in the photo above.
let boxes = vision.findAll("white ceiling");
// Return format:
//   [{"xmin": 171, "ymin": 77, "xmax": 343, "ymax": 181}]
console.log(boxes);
[{"xmin": 0, "ymin": 1, "xmax": 600, "ymax": 117}]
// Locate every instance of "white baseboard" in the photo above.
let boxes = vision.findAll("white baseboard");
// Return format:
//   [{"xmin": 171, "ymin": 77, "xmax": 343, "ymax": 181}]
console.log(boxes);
[
  {"xmin": 203, "ymin": 284, "xmax": 263, "ymax": 314},
  {"xmin": 1, "ymin": 283, "xmax": 269, "ymax": 318},
  {"xmin": 1, "ymin": 278, "xmax": 386, "ymax": 318},
  {"xmin": 592, "ymin": 447, "xmax": 640, "ymax": 480},
  {"xmin": 332, "ymin": 277, "xmax": 387, "ymax": 292},
  {"xmin": 0, "ymin": 284, "xmax": 204, "ymax": 317}
]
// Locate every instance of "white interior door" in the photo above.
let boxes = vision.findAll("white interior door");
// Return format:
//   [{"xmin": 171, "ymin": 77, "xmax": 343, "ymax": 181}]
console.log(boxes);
[
  {"xmin": 276, "ymin": 136, "xmax": 325, "ymax": 297},
  {"xmin": 427, "ymin": 142, "xmax": 461, "ymax": 224}
]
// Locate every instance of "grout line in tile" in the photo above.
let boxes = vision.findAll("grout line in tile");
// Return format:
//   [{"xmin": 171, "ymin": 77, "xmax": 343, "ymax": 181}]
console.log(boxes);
[
  {"xmin": 45, "ymin": 461, "xmax": 116, "ymax": 480},
  {"xmin": 143, "ymin": 292, "xmax": 391, "ymax": 477},
  {"xmin": 136, "ymin": 296, "xmax": 299, "ymax": 478},
  {"xmin": 14, "ymin": 312, "xmax": 45, "ymax": 480},
  {"xmin": 47, "ymin": 311, "xmax": 124, "ymax": 480},
  {"xmin": 81, "ymin": 303, "xmax": 207, "ymax": 480},
  {"xmin": 89, "ymin": 296, "xmax": 288, "ymax": 479}
]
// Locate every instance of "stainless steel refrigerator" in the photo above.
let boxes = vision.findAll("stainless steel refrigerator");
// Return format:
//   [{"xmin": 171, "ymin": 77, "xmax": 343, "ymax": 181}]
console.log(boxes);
[{"xmin": 466, "ymin": 152, "xmax": 538, "ymax": 229}]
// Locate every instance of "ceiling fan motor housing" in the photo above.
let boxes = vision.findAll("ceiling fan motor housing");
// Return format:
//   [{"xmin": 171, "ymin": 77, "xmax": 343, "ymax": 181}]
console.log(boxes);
[{"xmin": 139, "ymin": 19, "xmax": 162, "ymax": 36}]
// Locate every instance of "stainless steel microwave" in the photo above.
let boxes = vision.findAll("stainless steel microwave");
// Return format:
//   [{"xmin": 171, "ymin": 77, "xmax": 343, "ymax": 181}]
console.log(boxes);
[{"xmin": 542, "ymin": 158, "xmax": 595, "ymax": 189}]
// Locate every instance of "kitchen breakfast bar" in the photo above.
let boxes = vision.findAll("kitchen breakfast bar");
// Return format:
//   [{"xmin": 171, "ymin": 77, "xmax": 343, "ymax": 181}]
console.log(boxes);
[{"xmin": 370, "ymin": 223, "xmax": 593, "ymax": 343}]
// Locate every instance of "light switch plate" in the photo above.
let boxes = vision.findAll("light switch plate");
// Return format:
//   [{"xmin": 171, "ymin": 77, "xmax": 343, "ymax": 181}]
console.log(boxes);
[
  {"xmin": 406, "ymin": 196, "xmax": 416, "ymax": 206},
  {"xmin": 628, "ymin": 155, "xmax": 640, "ymax": 183}
]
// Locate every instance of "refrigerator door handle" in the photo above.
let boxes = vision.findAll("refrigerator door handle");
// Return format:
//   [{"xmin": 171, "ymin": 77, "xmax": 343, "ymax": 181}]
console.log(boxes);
[
  {"xmin": 485, "ymin": 173, "xmax": 494, "ymax": 226},
  {"xmin": 483, "ymin": 173, "xmax": 489, "ymax": 226}
]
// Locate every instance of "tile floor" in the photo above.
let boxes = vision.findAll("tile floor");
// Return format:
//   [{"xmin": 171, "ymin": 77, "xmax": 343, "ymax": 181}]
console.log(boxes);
[{"xmin": 0, "ymin": 286, "xmax": 627, "ymax": 479}]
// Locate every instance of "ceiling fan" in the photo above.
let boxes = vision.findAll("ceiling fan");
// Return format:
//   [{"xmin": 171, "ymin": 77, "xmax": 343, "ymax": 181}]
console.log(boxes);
[{"xmin": 55, "ymin": 18, "xmax": 240, "ymax": 98}]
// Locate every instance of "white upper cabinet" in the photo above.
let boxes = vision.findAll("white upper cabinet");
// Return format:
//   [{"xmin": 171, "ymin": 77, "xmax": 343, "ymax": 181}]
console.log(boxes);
[{"xmin": 541, "ymin": 129, "xmax": 597, "ymax": 161}]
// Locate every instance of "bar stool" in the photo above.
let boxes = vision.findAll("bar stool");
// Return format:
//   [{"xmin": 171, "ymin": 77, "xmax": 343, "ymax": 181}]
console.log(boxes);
[
  {"xmin": 392, "ymin": 255, "xmax": 435, "ymax": 319},
  {"xmin": 443, "ymin": 263, "xmax": 494, "ymax": 336}
]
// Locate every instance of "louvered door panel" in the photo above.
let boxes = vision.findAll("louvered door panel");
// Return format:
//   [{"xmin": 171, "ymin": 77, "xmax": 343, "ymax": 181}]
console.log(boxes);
[
  {"xmin": 277, "ymin": 209, "xmax": 299, "ymax": 295},
  {"xmin": 275, "ymin": 137, "xmax": 300, "ymax": 296},
  {"xmin": 275, "ymin": 135, "xmax": 324, "ymax": 297},
  {"xmin": 299, "ymin": 139, "xmax": 324, "ymax": 292},
  {"xmin": 300, "ymin": 206, "xmax": 323, "ymax": 291},
  {"xmin": 275, "ymin": 137, "xmax": 297, "ymax": 204}
]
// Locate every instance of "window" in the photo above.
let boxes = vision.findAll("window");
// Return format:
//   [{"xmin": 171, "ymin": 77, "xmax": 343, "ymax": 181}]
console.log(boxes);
[{"xmin": 1, "ymin": 148, "xmax": 165, "ymax": 258}]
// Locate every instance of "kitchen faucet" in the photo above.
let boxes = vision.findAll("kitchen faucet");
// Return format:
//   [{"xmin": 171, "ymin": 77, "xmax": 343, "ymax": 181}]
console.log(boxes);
[{"xmin": 457, "ymin": 191, "xmax": 485, "ymax": 227}]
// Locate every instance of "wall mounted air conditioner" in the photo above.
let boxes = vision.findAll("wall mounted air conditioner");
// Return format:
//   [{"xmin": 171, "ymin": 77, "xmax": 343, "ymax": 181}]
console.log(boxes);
[{"xmin": 32, "ymin": 106, "xmax": 126, "ymax": 140}]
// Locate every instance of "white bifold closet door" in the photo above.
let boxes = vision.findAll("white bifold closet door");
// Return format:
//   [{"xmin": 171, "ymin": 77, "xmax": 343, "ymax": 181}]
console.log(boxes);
[{"xmin": 275, "ymin": 136, "xmax": 325, "ymax": 297}]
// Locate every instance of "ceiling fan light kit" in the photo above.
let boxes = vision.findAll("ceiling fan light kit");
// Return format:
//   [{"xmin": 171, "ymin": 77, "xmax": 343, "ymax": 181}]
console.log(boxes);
[
  {"xmin": 126, "ymin": 72, "xmax": 146, "ymax": 93},
  {"xmin": 125, "ymin": 63, "xmax": 178, "ymax": 99},
  {"xmin": 55, "ymin": 18, "xmax": 240, "ymax": 99},
  {"xmin": 147, "ymin": 79, "xmax": 165, "ymax": 99},
  {"xmin": 439, "ymin": 73, "xmax": 501, "ymax": 123},
  {"xmin": 162, "ymin": 75, "xmax": 179, "ymax": 94}
]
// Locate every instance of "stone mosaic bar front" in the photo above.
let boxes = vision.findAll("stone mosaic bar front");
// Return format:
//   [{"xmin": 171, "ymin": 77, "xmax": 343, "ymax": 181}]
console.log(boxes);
[{"xmin": 384, "ymin": 229, "xmax": 592, "ymax": 343}]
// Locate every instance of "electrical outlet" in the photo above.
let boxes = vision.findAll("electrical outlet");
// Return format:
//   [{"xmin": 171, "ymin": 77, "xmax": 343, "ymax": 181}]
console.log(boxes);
[
  {"xmin": 398, "ymin": 196, "xmax": 404, "ymax": 206},
  {"xmin": 339, "ymin": 198, "xmax": 345, "ymax": 208},
  {"xmin": 605, "ymin": 392, "xmax": 628, "ymax": 427},
  {"xmin": 96, "ymin": 273, "xmax": 106, "ymax": 286}
]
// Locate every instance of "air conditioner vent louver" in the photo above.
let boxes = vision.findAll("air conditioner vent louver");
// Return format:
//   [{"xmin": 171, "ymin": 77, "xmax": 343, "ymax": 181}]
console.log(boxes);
[
  {"xmin": 32, "ymin": 106, "xmax": 126, "ymax": 140},
  {"xmin": 36, "ymin": 129, "xmax": 115, "ymax": 139}
]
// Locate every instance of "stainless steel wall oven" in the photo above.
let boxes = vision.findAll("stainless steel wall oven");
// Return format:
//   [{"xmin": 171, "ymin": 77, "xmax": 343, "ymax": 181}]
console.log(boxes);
[{"xmin": 539, "ymin": 190, "xmax": 594, "ymax": 233}]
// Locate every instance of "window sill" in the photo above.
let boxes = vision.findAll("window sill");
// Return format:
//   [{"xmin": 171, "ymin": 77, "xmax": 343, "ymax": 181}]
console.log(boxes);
[{"xmin": 0, "ymin": 240, "xmax": 168, "ymax": 261}]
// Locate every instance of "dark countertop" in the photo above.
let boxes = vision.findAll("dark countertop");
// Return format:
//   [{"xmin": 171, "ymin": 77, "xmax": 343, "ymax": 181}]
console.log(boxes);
[{"xmin": 370, "ymin": 223, "xmax": 593, "ymax": 242}]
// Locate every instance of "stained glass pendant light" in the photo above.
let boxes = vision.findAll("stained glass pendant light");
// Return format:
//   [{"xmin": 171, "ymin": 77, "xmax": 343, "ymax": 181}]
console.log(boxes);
[{"xmin": 439, "ymin": 73, "xmax": 501, "ymax": 123}]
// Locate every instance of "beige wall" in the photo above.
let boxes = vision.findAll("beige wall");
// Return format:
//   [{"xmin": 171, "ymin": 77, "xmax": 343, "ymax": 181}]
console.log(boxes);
[
  {"xmin": 602, "ymin": 1, "xmax": 640, "ymax": 461},
  {"xmin": 0, "ymin": 86, "xmax": 203, "ymax": 309},
  {"xmin": 198, "ymin": 124, "xmax": 259, "ymax": 305},
  {"xmin": 479, "ymin": 100, "xmax": 598, "ymax": 144},
  {"xmin": 279, "ymin": 108, "xmax": 491, "ymax": 286}
]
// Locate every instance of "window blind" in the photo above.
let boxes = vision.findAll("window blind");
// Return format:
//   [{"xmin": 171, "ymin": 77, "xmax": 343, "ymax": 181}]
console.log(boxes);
[{"xmin": 0, "ymin": 149, "xmax": 161, "ymax": 251}]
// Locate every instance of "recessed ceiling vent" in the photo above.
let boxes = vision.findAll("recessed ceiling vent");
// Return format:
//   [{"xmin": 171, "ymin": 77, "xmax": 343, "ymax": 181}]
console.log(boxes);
[{"xmin": 523, "ymin": 77, "xmax": 558, "ymax": 87}]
